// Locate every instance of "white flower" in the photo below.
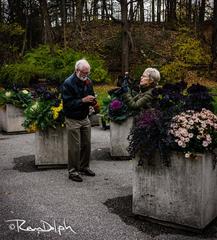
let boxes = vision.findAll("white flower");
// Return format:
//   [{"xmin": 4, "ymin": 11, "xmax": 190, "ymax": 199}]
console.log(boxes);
[
  {"xmin": 202, "ymin": 141, "xmax": 209, "ymax": 147},
  {"xmin": 189, "ymin": 133, "xmax": 194, "ymax": 138},
  {"xmin": 30, "ymin": 102, "xmax": 39, "ymax": 111},
  {"xmin": 22, "ymin": 90, "xmax": 29, "ymax": 94},
  {"xmin": 5, "ymin": 91, "xmax": 11, "ymax": 97},
  {"xmin": 185, "ymin": 153, "xmax": 190, "ymax": 158}
]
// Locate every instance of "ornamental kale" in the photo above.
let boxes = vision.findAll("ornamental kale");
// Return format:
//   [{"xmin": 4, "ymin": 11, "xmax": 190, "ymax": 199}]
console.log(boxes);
[
  {"xmin": 108, "ymin": 97, "xmax": 130, "ymax": 123},
  {"xmin": 0, "ymin": 88, "xmax": 32, "ymax": 109}
]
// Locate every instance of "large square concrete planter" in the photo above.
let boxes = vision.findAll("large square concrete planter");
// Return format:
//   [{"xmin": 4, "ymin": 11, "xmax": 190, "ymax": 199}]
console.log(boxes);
[
  {"xmin": 110, "ymin": 117, "xmax": 133, "ymax": 158},
  {"xmin": 0, "ymin": 104, "xmax": 25, "ymax": 132},
  {"xmin": 133, "ymin": 152, "xmax": 217, "ymax": 229},
  {"xmin": 35, "ymin": 127, "xmax": 68, "ymax": 167}
]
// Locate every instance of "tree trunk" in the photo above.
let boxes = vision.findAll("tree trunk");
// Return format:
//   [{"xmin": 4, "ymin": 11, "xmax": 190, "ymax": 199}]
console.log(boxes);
[
  {"xmin": 101, "ymin": 0, "xmax": 108, "ymax": 20},
  {"xmin": 139, "ymin": 0, "xmax": 144, "ymax": 23},
  {"xmin": 165, "ymin": 0, "xmax": 177, "ymax": 25},
  {"xmin": 21, "ymin": 10, "xmax": 28, "ymax": 56},
  {"xmin": 121, "ymin": 0, "xmax": 129, "ymax": 74},
  {"xmin": 199, "ymin": 0, "xmax": 205, "ymax": 25},
  {"xmin": 157, "ymin": 0, "xmax": 161, "ymax": 22},
  {"xmin": 92, "ymin": 0, "xmax": 98, "ymax": 20},
  {"xmin": 38, "ymin": 0, "xmax": 54, "ymax": 48},
  {"xmin": 188, "ymin": 0, "xmax": 192, "ymax": 23},
  {"xmin": 211, "ymin": 0, "xmax": 217, "ymax": 69},
  {"xmin": 110, "ymin": 0, "xmax": 113, "ymax": 19},
  {"xmin": 130, "ymin": 0, "xmax": 135, "ymax": 21},
  {"xmin": 75, "ymin": 0, "xmax": 84, "ymax": 35},
  {"xmin": 60, "ymin": 0, "xmax": 67, "ymax": 49},
  {"xmin": 0, "ymin": 0, "xmax": 2, "ymax": 22},
  {"xmin": 152, "ymin": 0, "xmax": 155, "ymax": 22}
]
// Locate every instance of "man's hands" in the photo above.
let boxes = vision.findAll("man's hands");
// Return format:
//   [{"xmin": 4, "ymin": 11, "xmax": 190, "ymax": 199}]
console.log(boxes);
[{"xmin": 82, "ymin": 95, "xmax": 96, "ymax": 103}]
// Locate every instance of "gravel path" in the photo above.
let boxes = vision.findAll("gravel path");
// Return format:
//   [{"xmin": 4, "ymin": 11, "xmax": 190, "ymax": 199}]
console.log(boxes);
[{"xmin": 0, "ymin": 126, "xmax": 217, "ymax": 240}]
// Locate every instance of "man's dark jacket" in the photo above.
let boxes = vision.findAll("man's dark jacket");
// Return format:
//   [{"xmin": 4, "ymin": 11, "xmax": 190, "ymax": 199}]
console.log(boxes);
[{"xmin": 62, "ymin": 73, "xmax": 95, "ymax": 120}]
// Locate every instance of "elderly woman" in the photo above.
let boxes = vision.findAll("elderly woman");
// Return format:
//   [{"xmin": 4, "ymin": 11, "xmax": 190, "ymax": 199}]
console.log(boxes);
[{"xmin": 121, "ymin": 68, "xmax": 160, "ymax": 111}]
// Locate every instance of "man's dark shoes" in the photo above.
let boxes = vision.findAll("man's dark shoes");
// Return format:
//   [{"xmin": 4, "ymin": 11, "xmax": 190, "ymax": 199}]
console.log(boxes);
[
  {"xmin": 69, "ymin": 173, "xmax": 83, "ymax": 182},
  {"xmin": 80, "ymin": 168, "xmax": 95, "ymax": 177}
]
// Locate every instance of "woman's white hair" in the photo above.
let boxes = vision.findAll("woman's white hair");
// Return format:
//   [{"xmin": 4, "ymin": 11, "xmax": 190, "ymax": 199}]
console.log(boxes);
[
  {"xmin": 144, "ymin": 68, "xmax": 160, "ymax": 84},
  {"xmin": 75, "ymin": 59, "xmax": 90, "ymax": 71}
]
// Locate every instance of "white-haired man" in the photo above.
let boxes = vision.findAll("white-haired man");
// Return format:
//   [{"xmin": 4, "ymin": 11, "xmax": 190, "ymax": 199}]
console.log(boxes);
[{"xmin": 62, "ymin": 59, "xmax": 96, "ymax": 182}]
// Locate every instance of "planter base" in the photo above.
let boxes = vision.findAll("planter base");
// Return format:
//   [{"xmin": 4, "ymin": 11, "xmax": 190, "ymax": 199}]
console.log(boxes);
[
  {"xmin": 35, "ymin": 127, "xmax": 68, "ymax": 167},
  {"xmin": 89, "ymin": 114, "xmax": 100, "ymax": 126},
  {"xmin": 110, "ymin": 117, "xmax": 133, "ymax": 158},
  {"xmin": 0, "ymin": 104, "xmax": 26, "ymax": 133},
  {"xmin": 133, "ymin": 152, "xmax": 217, "ymax": 229}
]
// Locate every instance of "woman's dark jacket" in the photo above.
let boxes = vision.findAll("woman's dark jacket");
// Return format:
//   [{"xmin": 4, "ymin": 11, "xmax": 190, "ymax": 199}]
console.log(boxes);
[
  {"xmin": 62, "ymin": 74, "xmax": 95, "ymax": 120},
  {"xmin": 123, "ymin": 86, "xmax": 156, "ymax": 111}
]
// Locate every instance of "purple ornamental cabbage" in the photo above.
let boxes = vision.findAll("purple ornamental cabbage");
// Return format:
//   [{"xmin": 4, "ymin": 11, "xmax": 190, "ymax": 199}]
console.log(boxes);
[{"xmin": 109, "ymin": 99, "xmax": 123, "ymax": 111}]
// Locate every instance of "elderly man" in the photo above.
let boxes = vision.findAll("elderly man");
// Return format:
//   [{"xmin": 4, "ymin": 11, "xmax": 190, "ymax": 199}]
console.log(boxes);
[{"xmin": 62, "ymin": 59, "xmax": 96, "ymax": 182}]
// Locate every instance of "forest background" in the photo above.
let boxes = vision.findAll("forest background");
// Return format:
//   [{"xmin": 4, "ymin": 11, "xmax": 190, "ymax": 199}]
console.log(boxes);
[{"xmin": 0, "ymin": 0, "xmax": 217, "ymax": 90}]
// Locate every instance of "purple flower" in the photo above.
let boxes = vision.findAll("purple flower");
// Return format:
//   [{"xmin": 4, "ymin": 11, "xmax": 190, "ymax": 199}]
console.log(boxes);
[{"xmin": 109, "ymin": 99, "xmax": 123, "ymax": 111}]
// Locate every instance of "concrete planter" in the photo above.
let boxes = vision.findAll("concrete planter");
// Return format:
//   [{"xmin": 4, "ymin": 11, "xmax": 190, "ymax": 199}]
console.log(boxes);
[
  {"xmin": 110, "ymin": 117, "xmax": 133, "ymax": 158},
  {"xmin": 35, "ymin": 127, "xmax": 68, "ymax": 167},
  {"xmin": 132, "ymin": 151, "xmax": 217, "ymax": 229},
  {"xmin": 89, "ymin": 114, "xmax": 100, "ymax": 126},
  {"xmin": 0, "ymin": 104, "xmax": 25, "ymax": 133}
]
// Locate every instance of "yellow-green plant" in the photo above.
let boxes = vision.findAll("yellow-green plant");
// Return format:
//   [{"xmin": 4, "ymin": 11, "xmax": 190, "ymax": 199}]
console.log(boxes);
[{"xmin": 161, "ymin": 28, "xmax": 211, "ymax": 83}]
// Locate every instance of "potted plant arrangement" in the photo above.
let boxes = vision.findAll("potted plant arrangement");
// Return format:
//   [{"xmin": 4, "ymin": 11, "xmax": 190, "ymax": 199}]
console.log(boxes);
[
  {"xmin": 0, "ymin": 86, "xmax": 32, "ymax": 132},
  {"xmin": 128, "ymin": 81, "xmax": 217, "ymax": 229},
  {"xmin": 23, "ymin": 86, "xmax": 67, "ymax": 167},
  {"xmin": 105, "ymin": 86, "xmax": 135, "ymax": 159}
]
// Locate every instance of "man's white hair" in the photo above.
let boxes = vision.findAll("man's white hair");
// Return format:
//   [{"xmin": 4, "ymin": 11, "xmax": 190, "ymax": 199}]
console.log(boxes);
[
  {"xmin": 144, "ymin": 68, "xmax": 160, "ymax": 83},
  {"xmin": 75, "ymin": 59, "xmax": 90, "ymax": 71}
]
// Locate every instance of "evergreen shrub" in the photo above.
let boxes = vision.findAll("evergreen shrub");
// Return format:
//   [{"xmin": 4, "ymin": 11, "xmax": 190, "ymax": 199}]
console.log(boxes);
[{"xmin": 0, "ymin": 45, "xmax": 110, "ymax": 87}]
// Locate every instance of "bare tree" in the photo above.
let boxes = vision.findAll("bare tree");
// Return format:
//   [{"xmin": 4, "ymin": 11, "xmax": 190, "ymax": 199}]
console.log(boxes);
[
  {"xmin": 120, "ymin": 0, "xmax": 129, "ymax": 73},
  {"xmin": 211, "ymin": 0, "xmax": 217, "ymax": 68},
  {"xmin": 0, "ymin": 0, "xmax": 2, "ymax": 22},
  {"xmin": 38, "ymin": 0, "xmax": 54, "ymax": 54},
  {"xmin": 157, "ymin": 0, "xmax": 161, "ymax": 22},
  {"xmin": 75, "ymin": 0, "xmax": 84, "ymax": 36},
  {"xmin": 101, "ymin": 0, "xmax": 109, "ymax": 20},
  {"xmin": 60, "ymin": 0, "xmax": 67, "ymax": 49},
  {"xmin": 92, "ymin": 0, "xmax": 98, "ymax": 20},
  {"xmin": 138, "ymin": 0, "xmax": 144, "ymax": 23},
  {"xmin": 165, "ymin": 0, "xmax": 177, "ymax": 24},
  {"xmin": 199, "ymin": 0, "xmax": 205, "ymax": 24},
  {"xmin": 152, "ymin": 0, "xmax": 155, "ymax": 22},
  {"xmin": 187, "ymin": 0, "xmax": 192, "ymax": 23}
]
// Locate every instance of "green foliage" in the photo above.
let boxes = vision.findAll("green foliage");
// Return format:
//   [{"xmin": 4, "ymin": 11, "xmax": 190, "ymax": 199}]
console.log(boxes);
[
  {"xmin": 0, "ymin": 64, "xmax": 40, "ymax": 87},
  {"xmin": 0, "ymin": 23, "xmax": 24, "ymax": 65},
  {"xmin": 0, "ymin": 23, "xmax": 24, "ymax": 36},
  {"xmin": 22, "ymin": 87, "xmax": 65, "ymax": 132},
  {"xmin": 0, "ymin": 89, "xmax": 32, "ymax": 109},
  {"xmin": 160, "ymin": 60, "xmax": 189, "ymax": 82},
  {"xmin": 0, "ymin": 45, "xmax": 111, "ymax": 87},
  {"xmin": 160, "ymin": 28, "xmax": 211, "ymax": 83},
  {"xmin": 99, "ymin": 94, "xmax": 112, "ymax": 121},
  {"xmin": 210, "ymin": 88, "xmax": 217, "ymax": 115},
  {"xmin": 23, "ymin": 99, "xmax": 64, "ymax": 132}
]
